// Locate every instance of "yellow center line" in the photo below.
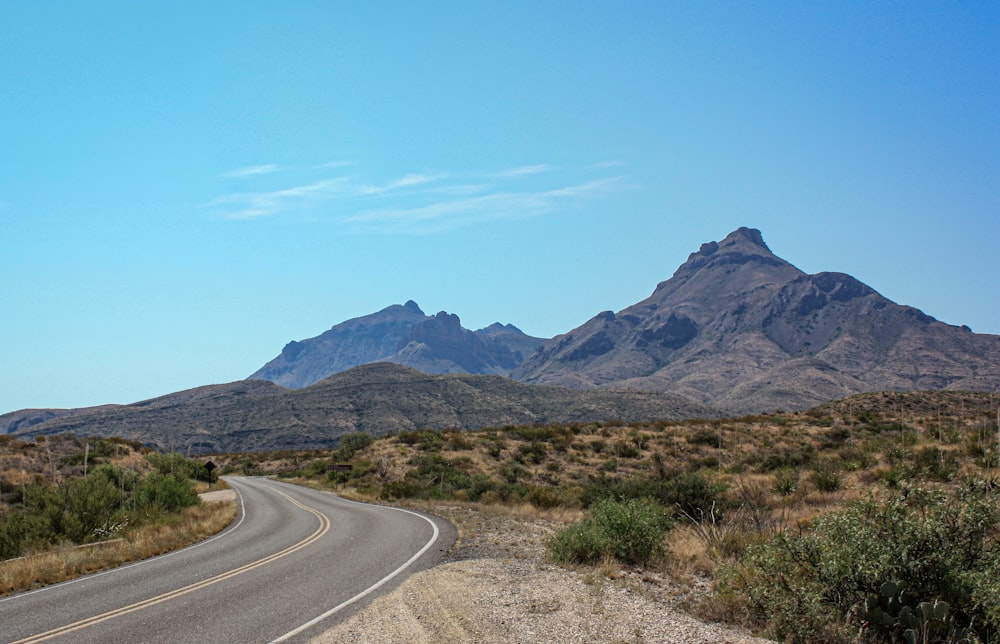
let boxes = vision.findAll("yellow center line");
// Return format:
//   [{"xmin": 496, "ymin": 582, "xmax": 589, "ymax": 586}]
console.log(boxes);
[{"xmin": 13, "ymin": 487, "xmax": 330, "ymax": 644}]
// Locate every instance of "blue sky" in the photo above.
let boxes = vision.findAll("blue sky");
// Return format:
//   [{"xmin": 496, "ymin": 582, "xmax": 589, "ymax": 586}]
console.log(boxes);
[{"xmin": 2, "ymin": 2, "xmax": 997, "ymax": 413}]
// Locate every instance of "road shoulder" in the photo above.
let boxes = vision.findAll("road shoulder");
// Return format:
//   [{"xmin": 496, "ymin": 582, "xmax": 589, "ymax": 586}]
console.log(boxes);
[{"xmin": 312, "ymin": 503, "xmax": 769, "ymax": 643}]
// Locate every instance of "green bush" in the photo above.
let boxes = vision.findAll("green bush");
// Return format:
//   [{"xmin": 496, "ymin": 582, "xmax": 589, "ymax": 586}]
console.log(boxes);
[
  {"xmin": 913, "ymin": 446, "xmax": 960, "ymax": 482},
  {"xmin": 722, "ymin": 484, "xmax": 1000, "ymax": 642},
  {"xmin": 135, "ymin": 472, "xmax": 199, "ymax": 514},
  {"xmin": 548, "ymin": 498, "xmax": 674, "ymax": 567},
  {"xmin": 396, "ymin": 430, "xmax": 444, "ymax": 450},
  {"xmin": 516, "ymin": 442, "xmax": 548, "ymax": 464},
  {"xmin": 335, "ymin": 432, "xmax": 374, "ymax": 460},
  {"xmin": 755, "ymin": 444, "xmax": 816, "ymax": 472},
  {"xmin": 771, "ymin": 467, "xmax": 799, "ymax": 496},
  {"xmin": 582, "ymin": 471, "xmax": 726, "ymax": 519},
  {"xmin": 809, "ymin": 461, "xmax": 843, "ymax": 492},
  {"xmin": 62, "ymin": 472, "xmax": 123, "ymax": 543},
  {"xmin": 0, "ymin": 480, "xmax": 63, "ymax": 558}
]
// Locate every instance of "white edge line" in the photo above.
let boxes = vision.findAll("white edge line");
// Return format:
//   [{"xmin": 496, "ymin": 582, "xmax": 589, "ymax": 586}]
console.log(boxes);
[
  {"xmin": 0, "ymin": 477, "xmax": 248, "ymax": 604},
  {"xmin": 269, "ymin": 499, "xmax": 441, "ymax": 643}
]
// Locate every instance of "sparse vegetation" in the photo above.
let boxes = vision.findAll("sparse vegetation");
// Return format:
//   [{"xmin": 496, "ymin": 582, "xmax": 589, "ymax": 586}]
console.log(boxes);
[
  {"xmin": 6, "ymin": 390, "xmax": 999, "ymax": 639},
  {"xmin": 206, "ymin": 390, "xmax": 999, "ymax": 642},
  {"xmin": 0, "ymin": 434, "xmax": 231, "ymax": 594},
  {"xmin": 548, "ymin": 498, "xmax": 673, "ymax": 566},
  {"xmin": 720, "ymin": 484, "xmax": 1000, "ymax": 642},
  {"xmin": 0, "ymin": 499, "xmax": 235, "ymax": 596}
]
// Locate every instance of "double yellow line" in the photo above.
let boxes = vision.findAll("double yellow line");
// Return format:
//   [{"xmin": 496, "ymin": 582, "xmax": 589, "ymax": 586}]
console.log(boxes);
[{"xmin": 13, "ymin": 487, "xmax": 330, "ymax": 644}]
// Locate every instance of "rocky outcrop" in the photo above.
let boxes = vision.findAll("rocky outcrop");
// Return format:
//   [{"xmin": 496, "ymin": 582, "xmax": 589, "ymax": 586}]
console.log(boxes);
[
  {"xmin": 249, "ymin": 301, "xmax": 544, "ymax": 388},
  {"xmin": 514, "ymin": 227, "xmax": 1000, "ymax": 412}
]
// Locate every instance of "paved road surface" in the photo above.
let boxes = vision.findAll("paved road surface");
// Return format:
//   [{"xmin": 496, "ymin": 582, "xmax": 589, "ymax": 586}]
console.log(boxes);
[{"xmin": 0, "ymin": 477, "xmax": 455, "ymax": 643}]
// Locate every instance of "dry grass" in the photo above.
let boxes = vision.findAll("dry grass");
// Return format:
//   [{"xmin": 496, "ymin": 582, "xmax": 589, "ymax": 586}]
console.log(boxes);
[
  {"xmin": 0, "ymin": 500, "xmax": 236, "ymax": 596},
  {"xmin": 214, "ymin": 391, "xmax": 999, "ymax": 583}
]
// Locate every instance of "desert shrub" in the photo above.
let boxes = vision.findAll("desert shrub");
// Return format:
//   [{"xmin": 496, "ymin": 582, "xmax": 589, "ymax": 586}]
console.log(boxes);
[
  {"xmin": 755, "ymin": 444, "xmax": 816, "ymax": 472},
  {"xmin": 134, "ymin": 472, "xmax": 199, "ymax": 515},
  {"xmin": 516, "ymin": 441, "xmax": 548, "ymax": 464},
  {"xmin": 500, "ymin": 461, "xmax": 529, "ymax": 484},
  {"xmin": 509, "ymin": 425, "xmax": 566, "ymax": 442},
  {"xmin": 821, "ymin": 426, "xmax": 851, "ymax": 446},
  {"xmin": 145, "ymin": 451, "xmax": 206, "ymax": 481},
  {"xmin": 378, "ymin": 479, "xmax": 424, "ymax": 499},
  {"xmin": 525, "ymin": 484, "xmax": 581, "ymax": 509},
  {"xmin": 443, "ymin": 430, "xmax": 473, "ymax": 450},
  {"xmin": 0, "ymin": 481, "xmax": 63, "ymax": 557},
  {"xmin": 614, "ymin": 442, "xmax": 641, "ymax": 459},
  {"xmin": 976, "ymin": 448, "xmax": 999, "ymax": 470},
  {"xmin": 548, "ymin": 498, "xmax": 673, "ymax": 567},
  {"xmin": 61, "ymin": 471, "xmax": 124, "ymax": 543},
  {"xmin": 913, "ymin": 446, "xmax": 960, "ymax": 482},
  {"xmin": 484, "ymin": 438, "xmax": 505, "ymax": 459},
  {"xmin": 582, "ymin": 471, "xmax": 726, "ymax": 519},
  {"xmin": 479, "ymin": 482, "xmax": 530, "ymax": 504},
  {"xmin": 396, "ymin": 430, "xmax": 444, "ymax": 450},
  {"xmin": 1, "ymin": 465, "xmax": 199, "ymax": 557},
  {"xmin": 687, "ymin": 426, "xmax": 720, "ymax": 447},
  {"xmin": 408, "ymin": 454, "xmax": 474, "ymax": 498},
  {"xmin": 721, "ymin": 485, "xmax": 1000, "ymax": 642},
  {"xmin": 771, "ymin": 467, "xmax": 799, "ymax": 496},
  {"xmin": 837, "ymin": 445, "xmax": 874, "ymax": 471},
  {"xmin": 464, "ymin": 473, "xmax": 498, "ymax": 502},
  {"xmin": 335, "ymin": 432, "xmax": 374, "ymax": 459},
  {"xmin": 809, "ymin": 461, "xmax": 843, "ymax": 492}
]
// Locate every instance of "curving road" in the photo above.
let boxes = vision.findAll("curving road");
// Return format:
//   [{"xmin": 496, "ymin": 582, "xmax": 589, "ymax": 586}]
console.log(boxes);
[{"xmin": 0, "ymin": 477, "xmax": 455, "ymax": 644}]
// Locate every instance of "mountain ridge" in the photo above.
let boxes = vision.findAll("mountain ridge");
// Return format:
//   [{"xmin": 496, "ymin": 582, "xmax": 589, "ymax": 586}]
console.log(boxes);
[
  {"xmin": 10, "ymin": 363, "xmax": 720, "ymax": 453},
  {"xmin": 513, "ymin": 227, "xmax": 1000, "ymax": 411},
  {"xmin": 7, "ymin": 226, "xmax": 999, "ymax": 449},
  {"xmin": 248, "ymin": 300, "xmax": 544, "ymax": 388}
]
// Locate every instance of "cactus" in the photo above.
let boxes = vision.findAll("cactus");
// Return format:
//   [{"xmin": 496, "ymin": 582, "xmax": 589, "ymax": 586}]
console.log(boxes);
[{"xmin": 861, "ymin": 583, "xmax": 970, "ymax": 643}]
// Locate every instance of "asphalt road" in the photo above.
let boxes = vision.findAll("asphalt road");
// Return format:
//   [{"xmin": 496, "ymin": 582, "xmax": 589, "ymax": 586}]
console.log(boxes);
[{"xmin": 0, "ymin": 477, "xmax": 455, "ymax": 643}]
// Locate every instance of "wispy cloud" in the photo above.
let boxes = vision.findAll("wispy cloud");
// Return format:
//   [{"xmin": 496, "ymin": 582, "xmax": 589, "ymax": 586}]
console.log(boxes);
[
  {"xmin": 344, "ymin": 177, "xmax": 626, "ymax": 234},
  {"xmin": 213, "ymin": 177, "xmax": 349, "ymax": 219},
  {"xmin": 357, "ymin": 173, "xmax": 446, "ymax": 196},
  {"xmin": 210, "ymin": 162, "xmax": 627, "ymax": 231},
  {"xmin": 313, "ymin": 160, "xmax": 353, "ymax": 170},
  {"xmin": 222, "ymin": 164, "xmax": 283, "ymax": 178},
  {"xmin": 588, "ymin": 160, "xmax": 624, "ymax": 169},
  {"xmin": 487, "ymin": 164, "xmax": 552, "ymax": 178}
]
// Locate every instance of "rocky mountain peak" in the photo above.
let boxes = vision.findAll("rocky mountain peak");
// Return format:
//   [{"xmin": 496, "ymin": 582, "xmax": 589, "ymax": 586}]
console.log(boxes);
[
  {"xmin": 515, "ymin": 227, "xmax": 1000, "ymax": 412},
  {"xmin": 478, "ymin": 322, "xmax": 526, "ymax": 335},
  {"xmin": 250, "ymin": 302, "xmax": 545, "ymax": 388},
  {"xmin": 724, "ymin": 226, "xmax": 768, "ymax": 249},
  {"xmin": 650, "ymin": 228, "xmax": 801, "ymax": 307},
  {"xmin": 674, "ymin": 227, "xmax": 783, "ymax": 275}
]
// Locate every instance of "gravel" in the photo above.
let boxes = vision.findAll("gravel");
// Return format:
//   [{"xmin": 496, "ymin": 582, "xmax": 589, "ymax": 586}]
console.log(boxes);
[{"xmin": 312, "ymin": 503, "xmax": 771, "ymax": 643}]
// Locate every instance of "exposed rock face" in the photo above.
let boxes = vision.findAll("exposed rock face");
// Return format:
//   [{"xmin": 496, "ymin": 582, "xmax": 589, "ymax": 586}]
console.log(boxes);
[
  {"xmin": 249, "ymin": 301, "xmax": 544, "ymax": 389},
  {"xmin": 513, "ymin": 227, "xmax": 1000, "ymax": 412}
]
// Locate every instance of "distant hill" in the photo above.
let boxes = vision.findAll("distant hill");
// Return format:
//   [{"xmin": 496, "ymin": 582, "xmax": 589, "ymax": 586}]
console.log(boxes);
[
  {"xmin": 12, "ymin": 363, "xmax": 720, "ymax": 453},
  {"xmin": 513, "ymin": 227, "xmax": 1000, "ymax": 412},
  {"xmin": 0, "ymin": 405, "xmax": 120, "ymax": 435},
  {"xmin": 9, "ymin": 227, "xmax": 999, "ymax": 452},
  {"xmin": 247, "ymin": 228, "xmax": 1000, "ymax": 414},
  {"xmin": 249, "ymin": 300, "xmax": 545, "ymax": 388}
]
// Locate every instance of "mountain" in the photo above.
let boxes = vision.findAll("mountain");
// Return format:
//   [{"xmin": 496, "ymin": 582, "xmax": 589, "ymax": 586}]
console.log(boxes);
[
  {"xmin": 249, "ymin": 301, "xmax": 544, "ymax": 388},
  {"xmin": 0, "ymin": 405, "xmax": 121, "ymax": 435},
  {"xmin": 513, "ymin": 227, "xmax": 1000, "ymax": 412},
  {"xmin": 12, "ymin": 363, "xmax": 720, "ymax": 453}
]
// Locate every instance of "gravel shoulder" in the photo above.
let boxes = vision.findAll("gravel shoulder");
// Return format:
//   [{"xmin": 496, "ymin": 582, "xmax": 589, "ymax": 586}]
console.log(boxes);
[{"xmin": 312, "ymin": 502, "xmax": 770, "ymax": 643}]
